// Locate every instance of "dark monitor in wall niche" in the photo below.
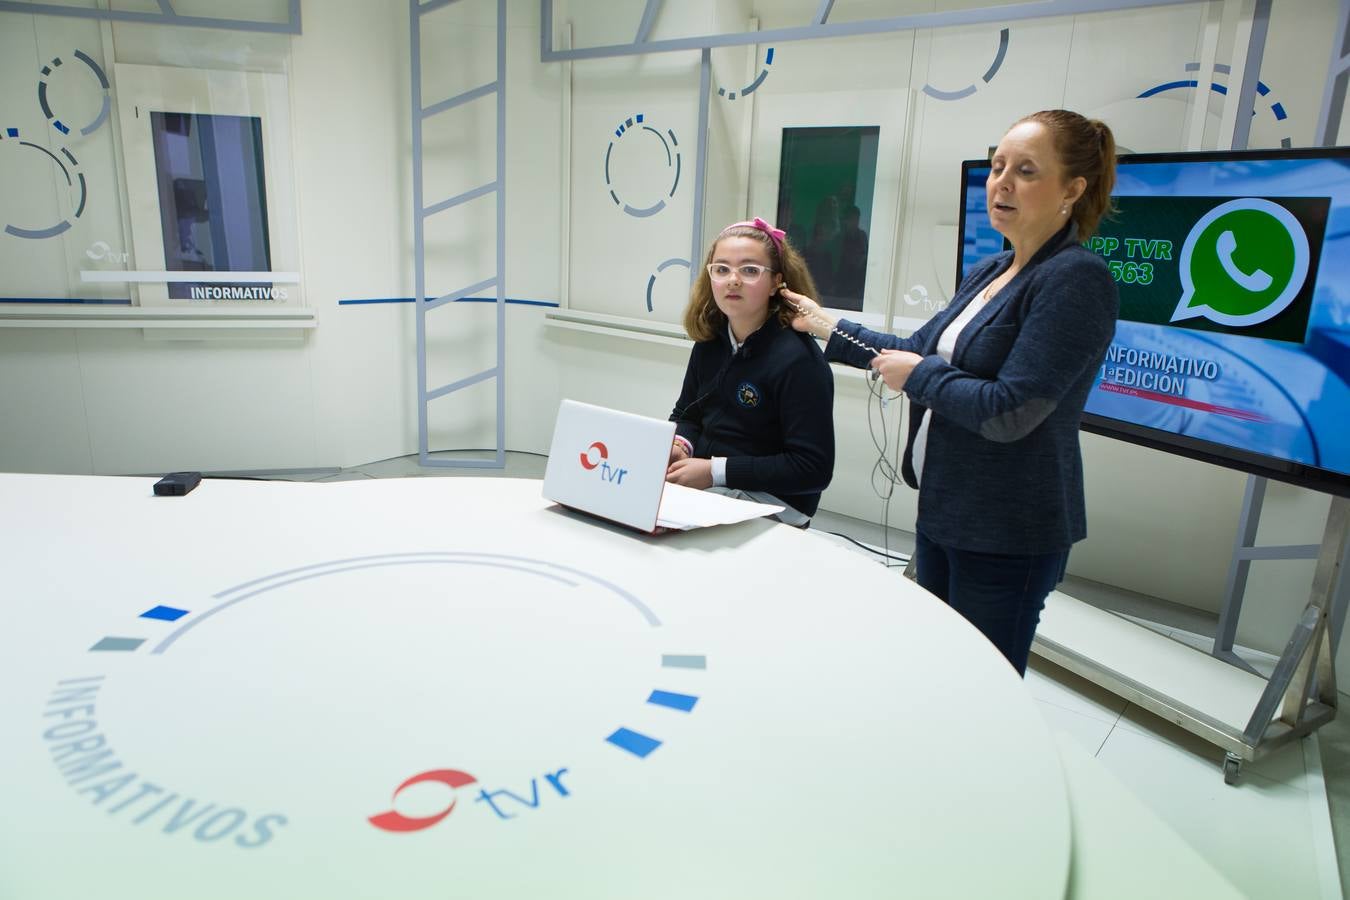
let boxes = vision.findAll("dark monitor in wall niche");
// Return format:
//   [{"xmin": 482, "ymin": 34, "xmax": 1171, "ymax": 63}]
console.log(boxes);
[
  {"xmin": 150, "ymin": 111, "xmax": 273, "ymax": 300},
  {"xmin": 957, "ymin": 147, "xmax": 1350, "ymax": 498},
  {"xmin": 777, "ymin": 126, "xmax": 880, "ymax": 312}
]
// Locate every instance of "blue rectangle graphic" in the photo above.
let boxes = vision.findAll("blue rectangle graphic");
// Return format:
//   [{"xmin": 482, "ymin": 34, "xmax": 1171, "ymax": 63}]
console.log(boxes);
[
  {"xmin": 606, "ymin": 727, "xmax": 662, "ymax": 758},
  {"xmin": 140, "ymin": 605, "xmax": 188, "ymax": 621},
  {"xmin": 647, "ymin": 690, "xmax": 698, "ymax": 712}
]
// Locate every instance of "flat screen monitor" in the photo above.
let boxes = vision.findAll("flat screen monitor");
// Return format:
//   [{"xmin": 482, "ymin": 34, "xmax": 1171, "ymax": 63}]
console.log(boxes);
[{"xmin": 957, "ymin": 148, "xmax": 1350, "ymax": 497}]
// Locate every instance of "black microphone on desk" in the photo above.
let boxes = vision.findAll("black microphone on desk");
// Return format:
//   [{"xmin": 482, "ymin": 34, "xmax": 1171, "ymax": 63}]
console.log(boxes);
[{"xmin": 153, "ymin": 472, "xmax": 202, "ymax": 496}]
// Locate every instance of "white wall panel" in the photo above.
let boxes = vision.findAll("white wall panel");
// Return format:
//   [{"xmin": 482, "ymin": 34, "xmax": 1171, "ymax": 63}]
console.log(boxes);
[
  {"xmin": 898, "ymin": 19, "xmax": 1078, "ymax": 312},
  {"xmin": 566, "ymin": 50, "xmax": 703, "ymax": 323},
  {"xmin": 73, "ymin": 329, "xmax": 316, "ymax": 473},
  {"xmin": 0, "ymin": 330, "xmax": 93, "ymax": 473},
  {"xmin": 1063, "ymin": 5, "xmax": 1208, "ymax": 153},
  {"xmin": 286, "ymin": 0, "xmax": 413, "ymax": 469}
]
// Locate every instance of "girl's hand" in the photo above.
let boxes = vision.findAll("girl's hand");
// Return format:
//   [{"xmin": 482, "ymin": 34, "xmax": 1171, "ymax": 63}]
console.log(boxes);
[
  {"xmin": 666, "ymin": 457, "xmax": 713, "ymax": 489},
  {"xmin": 668, "ymin": 440, "xmax": 690, "ymax": 465},
  {"xmin": 870, "ymin": 350, "xmax": 923, "ymax": 391},
  {"xmin": 780, "ymin": 288, "xmax": 835, "ymax": 339}
]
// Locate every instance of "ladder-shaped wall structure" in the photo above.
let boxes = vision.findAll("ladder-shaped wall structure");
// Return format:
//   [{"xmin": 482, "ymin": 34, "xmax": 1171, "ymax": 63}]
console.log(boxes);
[{"xmin": 411, "ymin": 0, "xmax": 506, "ymax": 468}]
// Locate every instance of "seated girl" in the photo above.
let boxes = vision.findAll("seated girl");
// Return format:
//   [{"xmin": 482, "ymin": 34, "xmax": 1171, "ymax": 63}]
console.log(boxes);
[{"xmin": 667, "ymin": 218, "xmax": 835, "ymax": 526}]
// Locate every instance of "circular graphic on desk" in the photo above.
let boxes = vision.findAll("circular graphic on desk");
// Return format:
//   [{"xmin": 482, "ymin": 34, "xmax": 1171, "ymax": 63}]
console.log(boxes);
[
  {"xmin": 48, "ymin": 552, "xmax": 706, "ymax": 851},
  {"xmin": 11, "ymin": 476, "xmax": 1071, "ymax": 899}
]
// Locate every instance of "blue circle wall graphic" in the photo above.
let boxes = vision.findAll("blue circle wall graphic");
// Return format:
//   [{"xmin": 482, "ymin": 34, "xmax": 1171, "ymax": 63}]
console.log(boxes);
[
  {"xmin": 604, "ymin": 114, "xmax": 682, "ymax": 218},
  {"xmin": 1137, "ymin": 62, "xmax": 1293, "ymax": 148},
  {"xmin": 645, "ymin": 256, "xmax": 691, "ymax": 313},
  {"xmin": 39, "ymin": 51, "xmax": 112, "ymax": 138},
  {"xmin": 716, "ymin": 46, "xmax": 775, "ymax": 100},
  {"xmin": 922, "ymin": 28, "xmax": 1009, "ymax": 101},
  {"xmin": 1, "ymin": 128, "xmax": 87, "ymax": 239}
]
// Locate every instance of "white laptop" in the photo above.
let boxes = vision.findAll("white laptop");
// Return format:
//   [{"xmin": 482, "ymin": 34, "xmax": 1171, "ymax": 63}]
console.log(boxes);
[{"xmin": 541, "ymin": 399, "xmax": 782, "ymax": 533}]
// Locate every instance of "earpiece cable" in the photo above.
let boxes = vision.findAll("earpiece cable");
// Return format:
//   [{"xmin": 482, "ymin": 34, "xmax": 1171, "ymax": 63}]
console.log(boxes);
[
  {"xmin": 781, "ymin": 292, "xmax": 908, "ymax": 563},
  {"xmin": 780, "ymin": 295, "xmax": 882, "ymax": 359}
]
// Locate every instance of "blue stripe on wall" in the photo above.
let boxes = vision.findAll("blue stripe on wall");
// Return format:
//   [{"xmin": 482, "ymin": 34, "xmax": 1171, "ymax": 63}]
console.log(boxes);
[
  {"xmin": 338, "ymin": 296, "xmax": 559, "ymax": 307},
  {"xmin": 1, "ymin": 297, "xmax": 557, "ymax": 309}
]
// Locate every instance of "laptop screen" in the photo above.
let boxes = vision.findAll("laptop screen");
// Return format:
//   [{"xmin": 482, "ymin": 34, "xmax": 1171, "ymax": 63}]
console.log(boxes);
[{"xmin": 542, "ymin": 399, "xmax": 675, "ymax": 532}]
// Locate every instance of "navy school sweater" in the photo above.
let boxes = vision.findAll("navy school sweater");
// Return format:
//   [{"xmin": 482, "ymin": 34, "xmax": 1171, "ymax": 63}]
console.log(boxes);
[{"xmin": 670, "ymin": 318, "xmax": 835, "ymax": 516}]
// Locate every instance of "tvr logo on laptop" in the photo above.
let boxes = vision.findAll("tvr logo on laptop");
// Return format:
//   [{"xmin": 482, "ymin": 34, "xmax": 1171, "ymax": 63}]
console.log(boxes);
[{"xmin": 578, "ymin": 440, "xmax": 629, "ymax": 485}]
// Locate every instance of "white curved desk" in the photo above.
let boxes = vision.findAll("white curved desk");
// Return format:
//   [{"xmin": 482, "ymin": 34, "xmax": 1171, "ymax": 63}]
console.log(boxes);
[{"xmin": 0, "ymin": 474, "xmax": 1071, "ymax": 899}]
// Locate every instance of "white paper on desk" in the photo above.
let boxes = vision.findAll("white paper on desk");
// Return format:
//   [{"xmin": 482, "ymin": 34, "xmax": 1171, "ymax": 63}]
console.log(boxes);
[{"xmin": 655, "ymin": 483, "xmax": 783, "ymax": 530}]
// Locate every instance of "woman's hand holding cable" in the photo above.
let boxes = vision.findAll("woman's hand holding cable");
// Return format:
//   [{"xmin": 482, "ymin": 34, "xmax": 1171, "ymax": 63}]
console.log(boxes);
[{"xmin": 870, "ymin": 349, "xmax": 924, "ymax": 392}]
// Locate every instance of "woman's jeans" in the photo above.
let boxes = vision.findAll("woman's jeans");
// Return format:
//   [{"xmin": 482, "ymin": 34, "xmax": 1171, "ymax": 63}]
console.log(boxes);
[{"xmin": 913, "ymin": 529, "xmax": 1069, "ymax": 676}]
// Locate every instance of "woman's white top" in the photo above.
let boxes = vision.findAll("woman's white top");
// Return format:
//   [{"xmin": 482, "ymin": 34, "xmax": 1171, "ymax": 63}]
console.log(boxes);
[{"xmin": 911, "ymin": 285, "xmax": 993, "ymax": 486}]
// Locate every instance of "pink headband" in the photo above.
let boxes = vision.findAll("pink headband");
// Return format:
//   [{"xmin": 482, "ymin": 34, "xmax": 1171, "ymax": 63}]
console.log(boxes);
[{"xmin": 719, "ymin": 216, "xmax": 786, "ymax": 255}]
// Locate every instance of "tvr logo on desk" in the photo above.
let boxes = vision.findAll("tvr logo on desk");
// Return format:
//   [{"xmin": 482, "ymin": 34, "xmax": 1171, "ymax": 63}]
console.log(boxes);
[
  {"xmin": 367, "ymin": 765, "xmax": 571, "ymax": 832},
  {"xmin": 578, "ymin": 440, "xmax": 629, "ymax": 485}
]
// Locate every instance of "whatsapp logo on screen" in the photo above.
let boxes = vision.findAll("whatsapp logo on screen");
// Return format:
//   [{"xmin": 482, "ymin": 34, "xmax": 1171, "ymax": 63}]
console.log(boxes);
[{"xmin": 1173, "ymin": 198, "xmax": 1310, "ymax": 327}]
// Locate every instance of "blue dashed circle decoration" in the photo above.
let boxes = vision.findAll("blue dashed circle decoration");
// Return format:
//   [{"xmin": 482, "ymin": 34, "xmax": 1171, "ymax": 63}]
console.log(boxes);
[
  {"xmin": 38, "ymin": 51, "xmax": 112, "ymax": 138},
  {"xmin": 1137, "ymin": 63, "xmax": 1293, "ymax": 148},
  {"xmin": 644, "ymin": 257, "xmax": 691, "ymax": 313},
  {"xmin": 604, "ymin": 114, "xmax": 682, "ymax": 218},
  {"xmin": 92, "ymin": 553, "xmax": 707, "ymax": 765},
  {"xmin": 1, "ymin": 128, "xmax": 87, "ymax": 239},
  {"xmin": 922, "ymin": 28, "xmax": 1009, "ymax": 101},
  {"xmin": 716, "ymin": 46, "xmax": 775, "ymax": 101}
]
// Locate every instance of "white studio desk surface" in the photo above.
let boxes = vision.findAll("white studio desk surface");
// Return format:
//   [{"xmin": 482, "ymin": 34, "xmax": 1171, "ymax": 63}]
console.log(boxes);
[{"xmin": 0, "ymin": 473, "xmax": 1070, "ymax": 900}]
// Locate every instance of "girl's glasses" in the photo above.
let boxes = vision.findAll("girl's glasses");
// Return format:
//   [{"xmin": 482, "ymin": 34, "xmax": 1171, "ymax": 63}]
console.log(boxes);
[{"xmin": 707, "ymin": 263, "xmax": 771, "ymax": 284}]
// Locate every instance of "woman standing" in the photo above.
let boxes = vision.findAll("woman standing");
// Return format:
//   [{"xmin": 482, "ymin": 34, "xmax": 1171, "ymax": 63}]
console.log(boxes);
[{"xmin": 788, "ymin": 110, "xmax": 1119, "ymax": 674}]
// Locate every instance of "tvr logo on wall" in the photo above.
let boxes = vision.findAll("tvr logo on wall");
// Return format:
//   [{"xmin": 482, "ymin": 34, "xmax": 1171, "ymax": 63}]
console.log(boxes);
[{"xmin": 578, "ymin": 440, "xmax": 628, "ymax": 485}]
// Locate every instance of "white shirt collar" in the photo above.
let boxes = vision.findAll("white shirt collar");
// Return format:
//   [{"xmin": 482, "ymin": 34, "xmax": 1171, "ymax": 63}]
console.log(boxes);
[{"xmin": 726, "ymin": 322, "xmax": 744, "ymax": 353}]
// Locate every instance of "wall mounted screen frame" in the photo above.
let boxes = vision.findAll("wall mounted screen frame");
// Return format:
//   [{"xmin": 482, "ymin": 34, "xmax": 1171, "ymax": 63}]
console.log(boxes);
[{"xmin": 957, "ymin": 146, "xmax": 1350, "ymax": 498}]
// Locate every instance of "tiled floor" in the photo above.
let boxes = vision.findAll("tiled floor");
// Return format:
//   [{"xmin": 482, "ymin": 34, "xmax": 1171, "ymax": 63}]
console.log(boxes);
[
  {"xmin": 814, "ymin": 508, "xmax": 1344, "ymax": 899},
  {"xmin": 245, "ymin": 450, "xmax": 1345, "ymax": 899},
  {"xmin": 813, "ymin": 507, "xmax": 1343, "ymax": 899},
  {"xmin": 1029, "ymin": 659, "xmax": 1336, "ymax": 898}
]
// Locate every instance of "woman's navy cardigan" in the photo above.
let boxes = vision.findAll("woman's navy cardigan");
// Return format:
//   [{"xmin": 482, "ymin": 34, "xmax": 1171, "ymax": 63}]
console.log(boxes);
[{"xmin": 826, "ymin": 224, "xmax": 1118, "ymax": 555}]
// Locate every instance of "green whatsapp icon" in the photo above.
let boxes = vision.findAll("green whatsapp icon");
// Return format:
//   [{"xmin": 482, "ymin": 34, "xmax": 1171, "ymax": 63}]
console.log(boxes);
[{"xmin": 1173, "ymin": 198, "xmax": 1310, "ymax": 327}]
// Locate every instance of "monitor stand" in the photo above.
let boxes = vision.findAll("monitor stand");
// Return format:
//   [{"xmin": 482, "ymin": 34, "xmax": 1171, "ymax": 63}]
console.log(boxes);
[{"xmin": 1033, "ymin": 489, "xmax": 1348, "ymax": 785}]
